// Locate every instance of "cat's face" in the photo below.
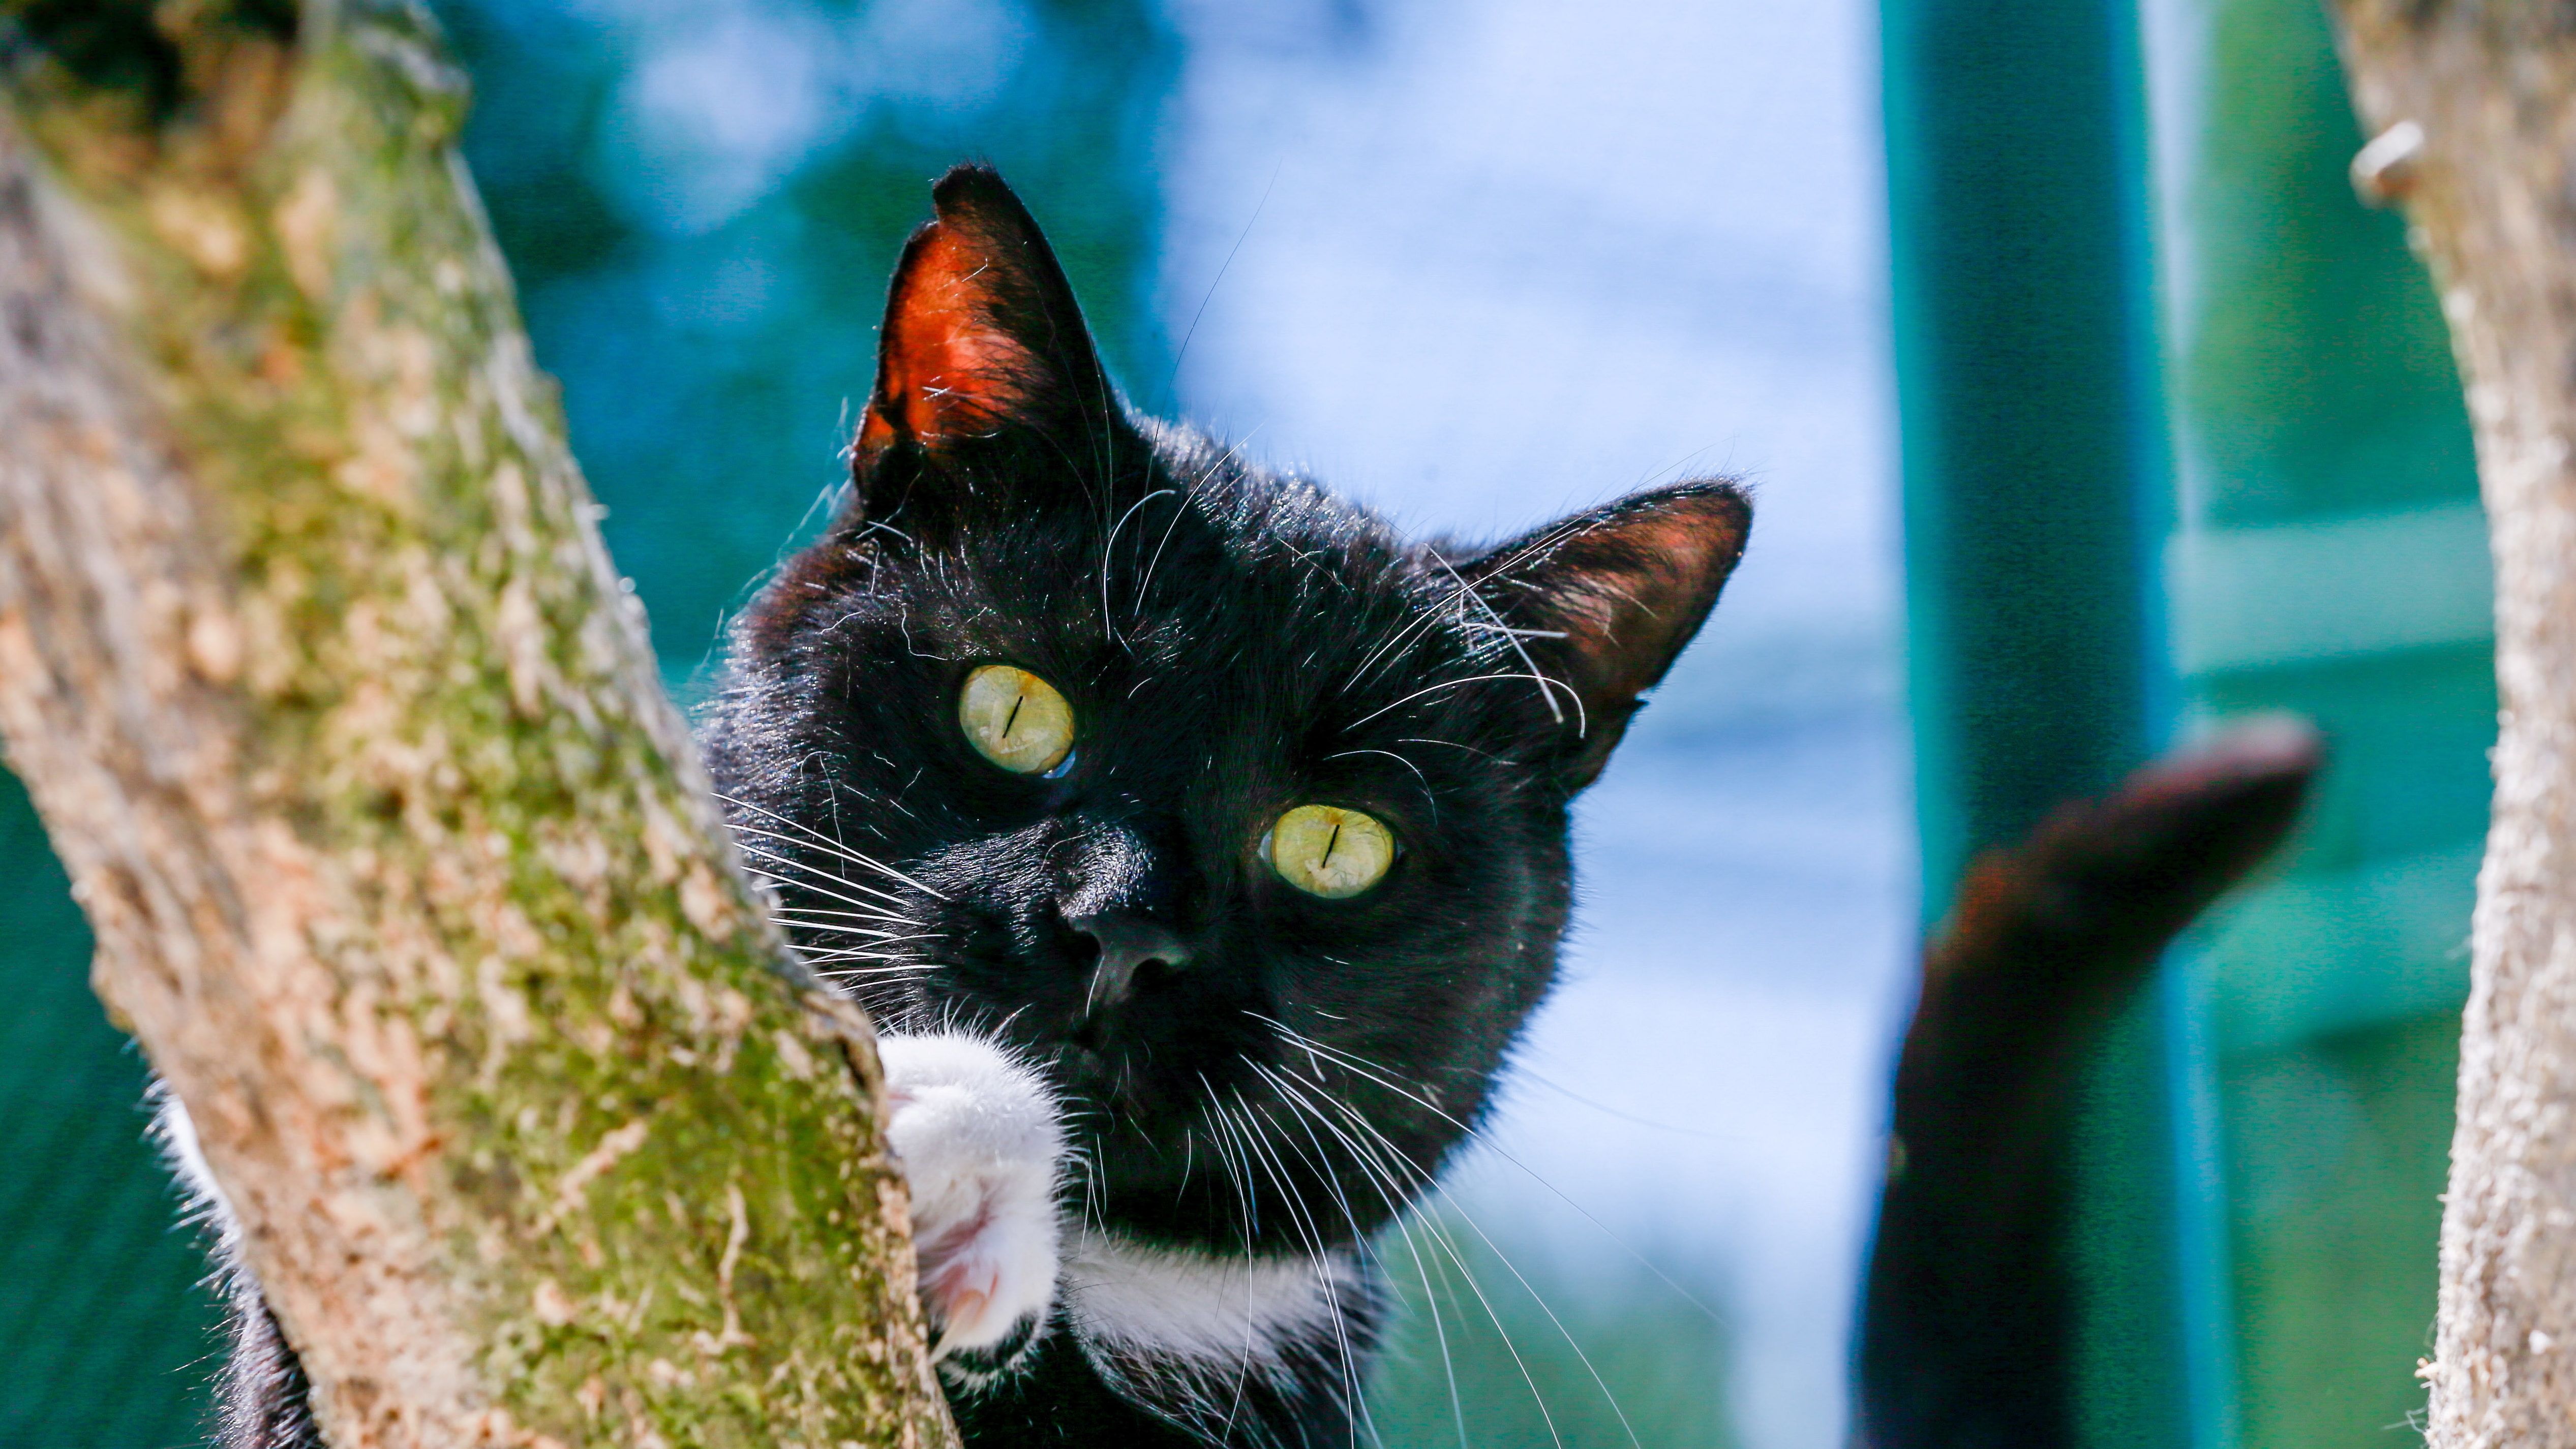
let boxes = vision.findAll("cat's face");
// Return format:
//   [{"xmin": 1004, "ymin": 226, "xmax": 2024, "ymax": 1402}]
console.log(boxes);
[{"xmin": 706, "ymin": 166, "xmax": 1747, "ymax": 1256}]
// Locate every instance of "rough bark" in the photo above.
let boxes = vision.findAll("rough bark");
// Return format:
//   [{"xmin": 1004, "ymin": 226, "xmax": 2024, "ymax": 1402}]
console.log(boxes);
[
  {"xmin": 2324, "ymin": 6, "xmax": 2576, "ymax": 1445},
  {"xmin": 0, "ymin": 3, "xmax": 954, "ymax": 1445}
]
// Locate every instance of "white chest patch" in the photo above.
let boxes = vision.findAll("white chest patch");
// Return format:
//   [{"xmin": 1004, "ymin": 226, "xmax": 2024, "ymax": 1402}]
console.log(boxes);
[{"xmin": 1058, "ymin": 1228, "xmax": 1367, "ymax": 1366}]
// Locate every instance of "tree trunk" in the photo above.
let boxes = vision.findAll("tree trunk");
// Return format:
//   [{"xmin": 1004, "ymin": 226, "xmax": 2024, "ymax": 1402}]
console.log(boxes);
[
  {"xmin": 0, "ymin": 3, "xmax": 954, "ymax": 1445},
  {"xmin": 2325, "ymin": 7, "xmax": 2576, "ymax": 1445}
]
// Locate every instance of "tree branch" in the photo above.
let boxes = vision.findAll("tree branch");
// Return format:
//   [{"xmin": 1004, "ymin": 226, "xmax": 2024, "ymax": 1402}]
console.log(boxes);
[
  {"xmin": 0, "ymin": 2, "xmax": 953, "ymax": 1444},
  {"xmin": 2324, "ymin": 6, "xmax": 2576, "ymax": 1445}
]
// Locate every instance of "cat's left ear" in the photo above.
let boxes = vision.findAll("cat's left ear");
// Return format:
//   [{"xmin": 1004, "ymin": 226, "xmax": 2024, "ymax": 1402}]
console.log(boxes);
[
  {"xmin": 854, "ymin": 164, "xmax": 1113, "ymax": 475},
  {"xmin": 1464, "ymin": 481, "xmax": 1751, "ymax": 789}
]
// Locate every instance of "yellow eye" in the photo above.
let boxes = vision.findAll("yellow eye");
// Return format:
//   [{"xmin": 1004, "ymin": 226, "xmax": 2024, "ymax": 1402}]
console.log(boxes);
[
  {"xmin": 959, "ymin": 664, "xmax": 1075, "ymax": 776},
  {"xmin": 1262, "ymin": 805, "xmax": 1396, "ymax": 899}
]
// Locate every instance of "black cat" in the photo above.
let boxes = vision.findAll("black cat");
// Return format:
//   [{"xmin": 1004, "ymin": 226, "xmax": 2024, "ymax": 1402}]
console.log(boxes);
[
  {"xmin": 186, "ymin": 163, "xmax": 2318, "ymax": 1449},
  {"xmin": 697, "ymin": 163, "xmax": 1751, "ymax": 1447}
]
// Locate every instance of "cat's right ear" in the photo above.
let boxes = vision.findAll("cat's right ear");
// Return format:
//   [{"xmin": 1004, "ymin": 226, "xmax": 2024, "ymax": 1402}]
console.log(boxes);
[
  {"xmin": 1461, "ymin": 481, "xmax": 1751, "ymax": 789},
  {"xmin": 848, "ymin": 164, "xmax": 1114, "ymax": 514}
]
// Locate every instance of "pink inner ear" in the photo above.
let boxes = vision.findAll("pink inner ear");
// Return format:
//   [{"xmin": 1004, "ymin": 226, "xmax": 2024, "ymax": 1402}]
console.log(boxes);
[
  {"xmin": 1552, "ymin": 492, "xmax": 1751, "ymax": 703},
  {"xmin": 860, "ymin": 220, "xmax": 1040, "ymax": 455}
]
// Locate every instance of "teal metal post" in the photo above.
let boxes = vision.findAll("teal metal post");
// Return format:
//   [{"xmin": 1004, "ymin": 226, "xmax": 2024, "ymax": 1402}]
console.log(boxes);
[
  {"xmin": 1883, "ymin": 2, "xmax": 2166, "ymax": 890},
  {"xmin": 1880, "ymin": 2, "xmax": 2219, "ymax": 1446}
]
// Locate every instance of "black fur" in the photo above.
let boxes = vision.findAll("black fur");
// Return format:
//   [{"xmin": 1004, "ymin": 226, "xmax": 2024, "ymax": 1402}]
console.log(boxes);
[{"xmin": 216, "ymin": 1296, "xmax": 323, "ymax": 1449}]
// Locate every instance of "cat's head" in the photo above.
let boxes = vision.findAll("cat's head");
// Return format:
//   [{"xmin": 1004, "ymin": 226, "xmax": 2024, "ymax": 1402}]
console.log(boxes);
[{"xmin": 706, "ymin": 165, "xmax": 1748, "ymax": 1254}]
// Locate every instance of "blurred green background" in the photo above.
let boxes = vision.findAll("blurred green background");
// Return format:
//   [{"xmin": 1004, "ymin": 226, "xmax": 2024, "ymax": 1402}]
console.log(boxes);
[
  {"xmin": 2163, "ymin": 0, "xmax": 2481, "ymax": 1440},
  {"xmin": 0, "ymin": 0, "xmax": 2487, "ymax": 1445}
]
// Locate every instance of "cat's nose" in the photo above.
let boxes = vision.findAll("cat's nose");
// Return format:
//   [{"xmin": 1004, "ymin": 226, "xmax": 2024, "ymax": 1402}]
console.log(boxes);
[{"xmin": 1067, "ymin": 911, "xmax": 1192, "ymax": 1014}]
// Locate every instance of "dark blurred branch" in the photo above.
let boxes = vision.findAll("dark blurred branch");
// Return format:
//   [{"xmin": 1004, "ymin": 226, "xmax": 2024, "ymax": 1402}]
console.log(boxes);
[
  {"xmin": 0, "ymin": 3, "xmax": 951, "ymax": 1445},
  {"xmin": 2325, "ymin": 8, "xmax": 2576, "ymax": 1446}
]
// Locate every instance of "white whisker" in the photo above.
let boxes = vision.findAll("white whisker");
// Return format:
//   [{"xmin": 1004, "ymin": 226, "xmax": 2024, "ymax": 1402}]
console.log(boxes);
[
  {"xmin": 738, "ymin": 862, "xmax": 911, "ymax": 924},
  {"xmin": 715, "ymin": 791, "xmax": 950, "ymax": 900},
  {"xmin": 1428, "ymin": 550, "xmax": 1566, "ymax": 727},
  {"xmin": 731, "ymin": 834, "xmax": 915, "ymax": 911},
  {"xmin": 1254, "ymin": 1016, "xmax": 1729, "ymax": 1333},
  {"xmin": 1101, "ymin": 488, "xmax": 1178, "ymax": 645},
  {"xmin": 1258, "ymin": 1062, "xmax": 1592, "ymax": 1449},
  {"xmin": 1252, "ymin": 1064, "xmax": 1469, "ymax": 1449},
  {"xmin": 1321, "ymin": 749, "xmax": 1438, "ymax": 819},
  {"xmin": 1342, "ymin": 672, "xmax": 1585, "ymax": 735}
]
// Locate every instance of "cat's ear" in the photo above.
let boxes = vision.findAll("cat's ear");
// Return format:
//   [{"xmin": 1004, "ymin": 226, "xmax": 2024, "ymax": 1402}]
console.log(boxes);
[
  {"xmin": 853, "ymin": 164, "xmax": 1113, "ymax": 480},
  {"xmin": 1464, "ymin": 482, "xmax": 1751, "ymax": 789}
]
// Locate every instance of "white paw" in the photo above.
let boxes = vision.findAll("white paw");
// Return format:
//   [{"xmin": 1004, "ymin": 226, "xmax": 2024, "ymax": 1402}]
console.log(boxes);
[{"xmin": 878, "ymin": 1033, "xmax": 1064, "ymax": 1359}]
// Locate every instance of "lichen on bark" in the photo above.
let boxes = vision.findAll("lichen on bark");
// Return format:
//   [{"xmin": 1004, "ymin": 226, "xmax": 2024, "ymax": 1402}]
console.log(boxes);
[{"xmin": 0, "ymin": 2, "xmax": 953, "ymax": 1444}]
